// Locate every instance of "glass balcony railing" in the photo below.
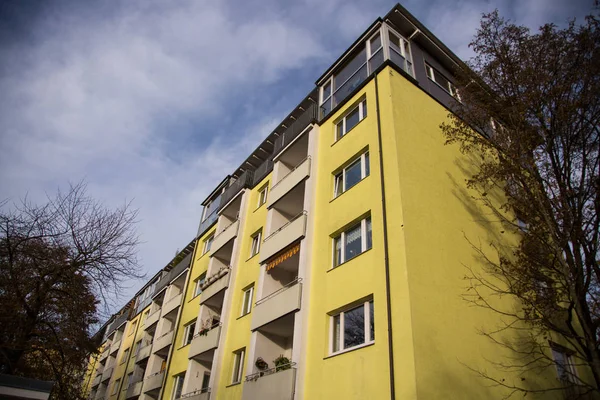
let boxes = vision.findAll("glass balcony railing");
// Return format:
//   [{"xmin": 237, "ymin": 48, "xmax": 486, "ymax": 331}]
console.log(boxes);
[{"xmin": 273, "ymin": 103, "xmax": 317, "ymax": 156}]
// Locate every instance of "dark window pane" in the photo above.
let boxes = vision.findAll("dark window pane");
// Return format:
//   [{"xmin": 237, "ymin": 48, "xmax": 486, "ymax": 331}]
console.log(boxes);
[
  {"xmin": 345, "ymin": 224, "xmax": 362, "ymax": 261},
  {"xmin": 344, "ymin": 305, "xmax": 365, "ymax": 349},
  {"xmin": 201, "ymin": 374, "xmax": 210, "ymax": 391},
  {"xmin": 365, "ymin": 153, "xmax": 370, "ymax": 176},
  {"xmin": 389, "ymin": 31, "xmax": 400, "ymax": 48},
  {"xmin": 333, "ymin": 64, "xmax": 368, "ymax": 106},
  {"xmin": 333, "ymin": 314, "xmax": 341, "ymax": 352},
  {"xmin": 370, "ymin": 33, "xmax": 381, "ymax": 53},
  {"xmin": 370, "ymin": 301, "xmax": 375, "ymax": 341},
  {"xmin": 368, "ymin": 49, "xmax": 384, "ymax": 74},
  {"xmin": 334, "ymin": 174, "xmax": 343, "ymax": 197},
  {"xmin": 323, "ymin": 82, "xmax": 331, "ymax": 100},
  {"xmin": 336, "ymin": 121, "xmax": 344, "ymax": 140},
  {"xmin": 366, "ymin": 217, "xmax": 372, "ymax": 250},
  {"xmin": 345, "ymin": 106, "xmax": 360, "ymax": 133},
  {"xmin": 345, "ymin": 159, "xmax": 362, "ymax": 191},
  {"xmin": 334, "ymin": 47, "xmax": 366, "ymax": 90}
]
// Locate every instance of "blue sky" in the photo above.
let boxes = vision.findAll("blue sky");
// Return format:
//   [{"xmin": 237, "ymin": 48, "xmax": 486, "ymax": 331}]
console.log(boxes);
[{"xmin": 0, "ymin": 0, "xmax": 592, "ymax": 310}]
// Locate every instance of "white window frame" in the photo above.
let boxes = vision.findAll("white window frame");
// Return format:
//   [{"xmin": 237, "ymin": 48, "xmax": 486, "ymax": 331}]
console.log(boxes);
[
  {"xmin": 194, "ymin": 273, "xmax": 206, "ymax": 297},
  {"xmin": 551, "ymin": 346, "xmax": 578, "ymax": 383},
  {"xmin": 240, "ymin": 286, "xmax": 254, "ymax": 317},
  {"xmin": 182, "ymin": 320, "xmax": 197, "ymax": 346},
  {"xmin": 334, "ymin": 152, "xmax": 370, "ymax": 197},
  {"xmin": 386, "ymin": 26, "xmax": 414, "ymax": 77},
  {"xmin": 250, "ymin": 231, "xmax": 262, "ymax": 258},
  {"xmin": 202, "ymin": 234, "xmax": 214, "ymax": 255},
  {"xmin": 231, "ymin": 348, "xmax": 245, "ymax": 384},
  {"xmin": 329, "ymin": 299, "xmax": 374, "ymax": 355},
  {"xmin": 319, "ymin": 29, "xmax": 381, "ymax": 117},
  {"xmin": 172, "ymin": 373, "xmax": 185, "ymax": 400},
  {"xmin": 257, "ymin": 185, "xmax": 268, "ymax": 207},
  {"xmin": 425, "ymin": 63, "xmax": 460, "ymax": 100},
  {"xmin": 112, "ymin": 379, "xmax": 121, "ymax": 395},
  {"xmin": 333, "ymin": 217, "xmax": 372, "ymax": 267},
  {"xmin": 335, "ymin": 99, "xmax": 367, "ymax": 141}
]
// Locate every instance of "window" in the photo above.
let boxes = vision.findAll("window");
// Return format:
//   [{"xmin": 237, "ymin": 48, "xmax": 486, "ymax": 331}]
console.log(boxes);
[
  {"xmin": 201, "ymin": 373, "xmax": 210, "ymax": 392},
  {"xmin": 425, "ymin": 63, "xmax": 460, "ymax": 99},
  {"xmin": 249, "ymin": 230, "xmax": 262, "ymax": 257},
  {"xmin": 334, "ymin": 152, "xmax": 370, "ymax": 197},
  {"xmin": 335, "ymin": 99, "xmax": 367, "ymax": 141},
  {"xmin": 124, "ymin": 372, "xmax": 133, "ymax": 390},
  {"xmin": 112, "ymin": 379, "xmax": 121, "ymax": 395},
  {"xmin": 333, "ymin": 217, "xmax": 372, "ymax": 267},
  {"xmin": 128, "ymin": 320, "xmax": 137, "ymax": 336},
  {"xmin": 319, "ymin": 30, "xmax": 382, "ymax": 118},
  {"xmin": 182, "ymin": 320, "xmax": 196, "ymax": 346},
  {"xmin": 388, "ymin": 29, "xmax": 413, "ymax": 76},
  {"xmin": 331, "ymin": 299, "xmax": 375, "ymax": 354},
  {"xmin": 194, "ymin": 273, "xmax": 206, "ymax": 297},
  {"xmin": 231, "ymin": 348, "xmax": 245, "ymax": 384},
  {"xmin": 142, "ymin": 310, "xmax": 150, "ymax": 325},
  {"xmin": 134, "ymin": 340, "xmax": 142, "ymax": 357},
  {"xmin": 241, "ymin": 286, "xmax": 254, "ymax": 317},
  {"xmin": 202, "ymin": 234, "xmax": 214, "ymax": 255},
  {"xmin": 551, "ymin": 346, "xmax": 577, "ymax": 383},
  {"xmin": 257, "ymin": 185, "xmax": 268, "ymax": 207},
  {"xmin": 172, "ymin": 373, "xmax": 185, "ymax": 400},
  {"xmin": 120, "ymin": 348, "xmax": 130, "ymax": 364}
]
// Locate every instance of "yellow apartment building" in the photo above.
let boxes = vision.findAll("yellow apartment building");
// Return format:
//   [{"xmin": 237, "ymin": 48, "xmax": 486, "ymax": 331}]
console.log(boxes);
[{"xmin": 84, "ymin": 3, "xmax": 574, "ymax": 400}]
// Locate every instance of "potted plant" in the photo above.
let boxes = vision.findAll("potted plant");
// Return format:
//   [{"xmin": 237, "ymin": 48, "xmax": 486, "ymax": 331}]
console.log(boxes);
[
  {"xmin": 273, "ymin": 355, "xmax": 291, "ymax": 372},
  {"xmin": 255, "ymin": 357, "xmax": 268, "ymax": 377}
]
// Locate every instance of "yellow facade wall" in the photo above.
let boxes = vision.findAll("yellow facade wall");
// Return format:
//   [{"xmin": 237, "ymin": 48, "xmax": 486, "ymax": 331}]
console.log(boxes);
[
  {"xmin": 110, "ymin": 310, "xmax": 143, "ymax": 400},
  {"xmin": 163, "ymin": 227, "xmax": 215, "ymax": 398},
  {"xmin": 215, "ymin": 174, "xmax": 271, "ymax": 400}
]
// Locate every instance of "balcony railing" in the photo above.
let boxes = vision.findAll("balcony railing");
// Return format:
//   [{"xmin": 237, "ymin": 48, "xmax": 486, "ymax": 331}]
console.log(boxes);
[
  {"xmin": 106, "ymin": 310, "xmax": 130, "ymax": 337},
  {"xmin": 188, "ymin": 324, "xmax": 221, "ymax": 360},
  {"xmin": 259, "ymin": 212, "xmax": 307, "ymax": 263},
  {"xmin": 153, "ymin": 330, "xmax": 174, "ymax": 355},
  {"xmin": 242, "ymin": 363, "xmax": 296, "ymax": 400},
  {"xmin": 135, "ymin": 341, "xmax": 153, "ymax": 363},
  {"xmin": 180, "ymin": 388, "xmax": 210, "ymax": 400},
  {"xmin": 143, "ymin": 371, "xmax": 164, "ymax": 393},
  {"xmin": 218, "ymin": 170, "xmax": 254, "ymax": 210},
  {"xmin": 252, "ymin": 158, "xmax": 274, "ymax": 186},
  {"xmin": 144, "ymin": 309, "xmax": 160, "ymax": 330},
  {"xmin": 199, "ymin": 268, "xmax": 230, "ymax": 304},
  {"xmin": 273, "ymin": 103, "xmax": 317, "ymax": 156},
  {"xmin": 197, "ymin": 209, "xmax": 219, "ymax": 238},
  {"xmin": 209, "ymin": 220, "xmax": 239, "ymax": 256},
  {"xmin": 268, "ymin": 157, "xmax": 311, "ymax": 208},
  {"xmin": 251, "ymin": 279, "xmax": 302, "ymax": 331},
  {"xmin": 162, "ymin": 292, "xmax": 183, "ymax": 317}
]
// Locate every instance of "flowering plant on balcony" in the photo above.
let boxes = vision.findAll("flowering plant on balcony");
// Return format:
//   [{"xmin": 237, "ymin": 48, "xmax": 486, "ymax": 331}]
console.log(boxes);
[{"xmin": 200, "ymin": 266, "xmax": 230, "ymax": 290}]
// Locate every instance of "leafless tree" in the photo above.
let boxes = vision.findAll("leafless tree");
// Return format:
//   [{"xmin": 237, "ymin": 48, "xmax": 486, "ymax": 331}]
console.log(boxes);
[{"xmin": 441, "ymin": 9, "xmax": 600, "ymax": 398}]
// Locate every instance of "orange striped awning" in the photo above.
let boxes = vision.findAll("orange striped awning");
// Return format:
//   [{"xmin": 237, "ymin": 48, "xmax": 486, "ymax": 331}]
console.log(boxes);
[{"xmin": 266, "ymin": 243, "xmax": 300, "ymax": 272}]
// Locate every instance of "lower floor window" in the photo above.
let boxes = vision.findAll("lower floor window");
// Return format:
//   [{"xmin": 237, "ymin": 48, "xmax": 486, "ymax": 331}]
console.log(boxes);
[
  {"xmin": 331, "ymin": 299, "xmax": 374, "ymax": 354},
  {"xmin": 231, "ymin": 348, "xmax": 245, "ymax": 384},
  {"xmin": 172, "ymin": 373, "xmax": 185, "ymax": 399}
]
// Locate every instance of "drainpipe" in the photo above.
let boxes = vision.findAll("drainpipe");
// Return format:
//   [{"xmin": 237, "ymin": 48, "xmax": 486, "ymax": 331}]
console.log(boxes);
[{"xmin": 374, "ymin": 74, "xmax": 396, "ymax": 400}]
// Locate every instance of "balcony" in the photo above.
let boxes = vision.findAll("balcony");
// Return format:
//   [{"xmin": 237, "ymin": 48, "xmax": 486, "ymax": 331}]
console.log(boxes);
[
  {"xmin": 179, "ymin": 389, "xmax": 210, "ymax": 400},
  {"xmin": 268, "ymin": 158, "xmax": 310, "ymax": 208},
  {"xmin": 135, "ymin": 342, "xmax": 152, "ymax": 363},
  {"xmin": 109, "ymin": 339, "xmax": 121, "ymax": 355},
  {"xmin": 100, "ymin": 366, "xmax": 113, "ymax": 383},
  {"xmin": 218, "ymin": 170, "xmax": 254, "ymax": 210},
  {"xmin": 242, "ymin": 364, "xmax": 296, "ymax": 400},
  {"xmin": 143, "ymin": 371, "xmax": 164, "ymax": 394},
  {"xmin": 98, "ymin": 348, "xmax": 109, "ymax": 363},
  {"xmin": 106, "ymin": 310, "xmax": 130, "ymax": 338},
  {"xmin": 144, "ymin": 309, "xmax": 161, "ymax": 330},
  {"xmin": 209, "ymin": 220, "xmax": 239, "ymax": 256},
  {"xmin": 199, "ymin": 269, "xmax": 230, "ymax": 304},
  {"xmin": 162, "ymin": 292, "xmax": 182, "ymax": 318},
  {"xmin": 273, "ymin": 103, "xmax": 317, "ymax": 156},
  {"xmin": 251, "ymin": 280, "xmax": 302, "ymax": 331},
  {"xmin": 91, "ymin": 373, "xmax": 102, "ymax": 388},
  {"xmin": 253, "ymin": 158, "xmax": 274, "ymax": 186},
  {"xmin": 153, "ymin": 330, "xmax": 174, "ymax": 356},
  {"xmin": 259, "ymin": 213, "xmax": 307, "ymax": 263},
  {"xmin": 188, "ymin": 325, "xmax": 221, "ymax": 361},
  {"xmin": 125, "ymin": 381, "xmax": 143, "ymax": 399},
  {"xmin": 94, "ymin": 387, "xmax": 107, "ymax": 400}
]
